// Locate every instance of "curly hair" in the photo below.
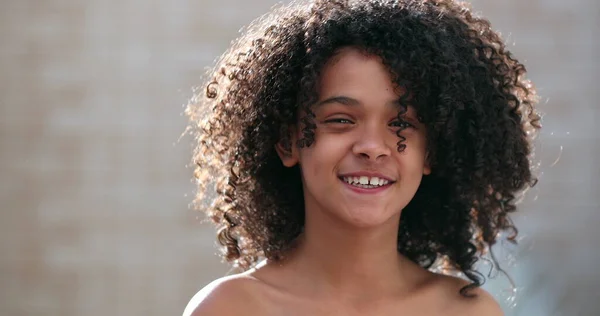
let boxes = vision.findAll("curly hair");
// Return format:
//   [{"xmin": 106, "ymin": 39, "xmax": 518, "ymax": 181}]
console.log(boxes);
[{"xmin": 186, "ymin": 0, "xmax": 541, "ymax": 296}]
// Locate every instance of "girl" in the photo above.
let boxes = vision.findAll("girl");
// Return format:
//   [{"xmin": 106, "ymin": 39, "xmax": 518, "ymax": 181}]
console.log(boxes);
[{"xmin": 184, "ymin": 0, "xmax": 540, "ymax": 314}]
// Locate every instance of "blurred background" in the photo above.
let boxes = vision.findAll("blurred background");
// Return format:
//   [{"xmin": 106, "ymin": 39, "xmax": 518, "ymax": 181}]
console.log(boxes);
[{"xmin": 0, "ymin": 0, "xmax": 598, "ymax": 315}]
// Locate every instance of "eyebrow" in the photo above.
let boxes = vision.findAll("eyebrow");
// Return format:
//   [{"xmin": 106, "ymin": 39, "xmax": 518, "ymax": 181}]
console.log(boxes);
[{"xmin": 315, "ymin": 95, "xmax": 406, "ymax": 109}]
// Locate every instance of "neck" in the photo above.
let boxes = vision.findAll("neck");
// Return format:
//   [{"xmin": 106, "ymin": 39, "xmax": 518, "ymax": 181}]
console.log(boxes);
[{"xmin": 281, "ymin": 208, "xmax": 418, "ymax": 300}]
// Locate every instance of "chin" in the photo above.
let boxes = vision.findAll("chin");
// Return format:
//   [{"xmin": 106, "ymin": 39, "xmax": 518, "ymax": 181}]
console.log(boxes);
[{"xmin": 340, "ymin": 207, "xmax": 400, "ymax": 229}]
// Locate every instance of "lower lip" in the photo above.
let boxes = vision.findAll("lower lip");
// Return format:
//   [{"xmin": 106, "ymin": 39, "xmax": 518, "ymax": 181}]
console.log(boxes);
[{"xmin": 339, "ymin": 178, "xmax": 393, "ymax": 194}]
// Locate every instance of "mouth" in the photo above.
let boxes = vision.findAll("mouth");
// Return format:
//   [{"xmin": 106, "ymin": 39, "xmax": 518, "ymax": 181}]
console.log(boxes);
[{"xmin": 338, "ymin": 174, "xmax": 396, "ymax": 193}]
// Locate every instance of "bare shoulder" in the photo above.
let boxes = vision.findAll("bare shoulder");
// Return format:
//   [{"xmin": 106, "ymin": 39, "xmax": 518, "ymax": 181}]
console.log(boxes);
[
  {"xmin": 433, "ymin": 274, "xmax": 504, "ymax": 316},
  {"xmin": 457, "ymin": 282, "xmax": 504, "ymax": 316},
  {"xmin": 182, "ymin": 273, "xmax": 264, "ymax": 316}
]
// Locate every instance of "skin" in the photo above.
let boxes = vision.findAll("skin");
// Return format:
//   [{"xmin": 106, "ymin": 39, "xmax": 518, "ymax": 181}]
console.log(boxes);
[{"xmin": 184, "ymin": 48, "xmax": 504, "ymax": 316}]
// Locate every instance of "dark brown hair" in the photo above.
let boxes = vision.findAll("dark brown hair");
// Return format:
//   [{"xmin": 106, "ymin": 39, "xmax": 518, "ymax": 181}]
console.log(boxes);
[{"xmin": 186, "ymin": 0, "xmax": 540, "ymax": 296}]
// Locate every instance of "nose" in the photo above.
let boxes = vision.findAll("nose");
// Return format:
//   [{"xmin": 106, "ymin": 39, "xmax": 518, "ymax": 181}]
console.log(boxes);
[{"xmin": 351, "ymin": 125, "xmax": 392, "ymax": 162}]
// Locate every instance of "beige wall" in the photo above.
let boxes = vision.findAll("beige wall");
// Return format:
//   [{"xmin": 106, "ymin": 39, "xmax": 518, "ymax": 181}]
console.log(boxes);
[{"xmin": 0, "ymin": 0, "xmax": 598, "ymax": 315}]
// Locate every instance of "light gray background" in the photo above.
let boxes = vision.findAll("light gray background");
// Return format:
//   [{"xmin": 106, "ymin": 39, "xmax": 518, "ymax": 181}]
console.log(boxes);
[{"xmin": 0, "ymin": 0, "xmax": 598, "ymax": 315}]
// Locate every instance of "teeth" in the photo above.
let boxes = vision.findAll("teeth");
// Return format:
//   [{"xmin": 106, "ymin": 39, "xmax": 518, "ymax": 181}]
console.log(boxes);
[
  {"xmin": 359, "ymin": 176, "xmax": 369, "ymax": 185},
  {"xmin": 342, "ymin": 176, "xmax": 390, "ymax": 187}
]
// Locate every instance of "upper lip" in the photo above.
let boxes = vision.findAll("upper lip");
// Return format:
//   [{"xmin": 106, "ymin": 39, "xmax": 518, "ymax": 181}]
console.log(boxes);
[{"xmin": 338, "ymin": 171, "xmax": 396, "ymax": 182}]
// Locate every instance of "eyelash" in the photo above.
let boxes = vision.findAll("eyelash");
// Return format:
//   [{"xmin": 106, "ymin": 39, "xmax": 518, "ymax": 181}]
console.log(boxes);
[
  {"xmin": 390, "ymin": 119, "xmax": 415, "ymax": 129},
  {"xmin": 324, "ymin": 118, "xmax": 353, "ymax": 124},
  {"xmin": 323, "ymin": 118, "xmax": 415, "ymax": 129}
]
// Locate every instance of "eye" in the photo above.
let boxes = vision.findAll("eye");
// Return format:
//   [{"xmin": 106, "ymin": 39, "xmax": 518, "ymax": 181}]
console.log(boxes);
[
  {"xmin": 324, "ymin": 118, "xmax": 354, "ymax": 124},
  {"xmin": 389, "ymin": 119, "xmax": 415, "ymax": 129}
]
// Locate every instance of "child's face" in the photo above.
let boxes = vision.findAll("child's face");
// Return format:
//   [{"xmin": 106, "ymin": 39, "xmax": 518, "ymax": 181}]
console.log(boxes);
[{"xmin": 278, "ymin": 47, "xmax": 430, "ymax": 228}]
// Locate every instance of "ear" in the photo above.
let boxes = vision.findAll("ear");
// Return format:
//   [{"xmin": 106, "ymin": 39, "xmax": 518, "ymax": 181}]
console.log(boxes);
[
  {"xmin": 423, "ymin": 151, "xmax": 431, "ymax": 175},
  {"xmin": 423, "ymin": 164, "xmax": 431, "ymax": 176},
  {"xmin": 275, "ymin": 127, "xmax": 300, "ymax": 167}
]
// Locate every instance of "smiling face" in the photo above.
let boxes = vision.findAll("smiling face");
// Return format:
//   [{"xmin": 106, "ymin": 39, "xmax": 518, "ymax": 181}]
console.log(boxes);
[{"xmin": 277, "ymin": 47, "xmax": 431, "ymax": 228}]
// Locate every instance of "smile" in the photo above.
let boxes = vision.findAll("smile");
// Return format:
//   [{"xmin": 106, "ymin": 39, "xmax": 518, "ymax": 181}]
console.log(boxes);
[
  {"xmin": 338, "ymin": 175, "xmax": 395, "ymax": 194},
  {"xmin": 341, "ymin": 175, "xmax": 389, "ymax": 187}
]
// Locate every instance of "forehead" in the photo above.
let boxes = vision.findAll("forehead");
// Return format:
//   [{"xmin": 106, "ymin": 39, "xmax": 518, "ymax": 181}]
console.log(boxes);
[{"xmin": 316, "ymin": 47, "xmax": 410, "ymax": 107}]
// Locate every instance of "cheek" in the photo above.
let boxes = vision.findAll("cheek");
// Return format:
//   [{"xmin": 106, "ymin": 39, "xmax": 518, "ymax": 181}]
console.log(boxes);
[
  {"xmin": 298, "ymin": 137, "xmax": 348, "ymax": 184},
  {"xmin": 297, "ymin": 146, "xmax": 326, "ymax": 182},
  {"xmin": 399, "ymin": 144, "xmax": 429, "ymax": 174},
  {"xmin": 302, "ymin": 133, "xmax": 349, "ymax": 163},
  {"xmin": 405, "ymin": 130, "xmax": 428, "ymax": 157}
]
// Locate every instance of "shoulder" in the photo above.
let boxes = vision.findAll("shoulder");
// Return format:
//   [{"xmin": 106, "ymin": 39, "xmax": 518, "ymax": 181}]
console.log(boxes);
[
  {"xmin": 182, "ymin": 274, "xmax": 265, "ymax": 316},
  {"xmin": 433, "ymin": 274, "xmax": 504, "ymax": 316},
  {"xmin": 457, "ymin": 283, "xmax": 504, "ymax": 316}
]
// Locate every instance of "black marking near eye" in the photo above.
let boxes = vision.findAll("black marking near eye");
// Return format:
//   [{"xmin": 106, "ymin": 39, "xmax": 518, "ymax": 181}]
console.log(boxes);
[{"xmin": 395, "ymin": 103, "xmax": 411, "ymax": 153}]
